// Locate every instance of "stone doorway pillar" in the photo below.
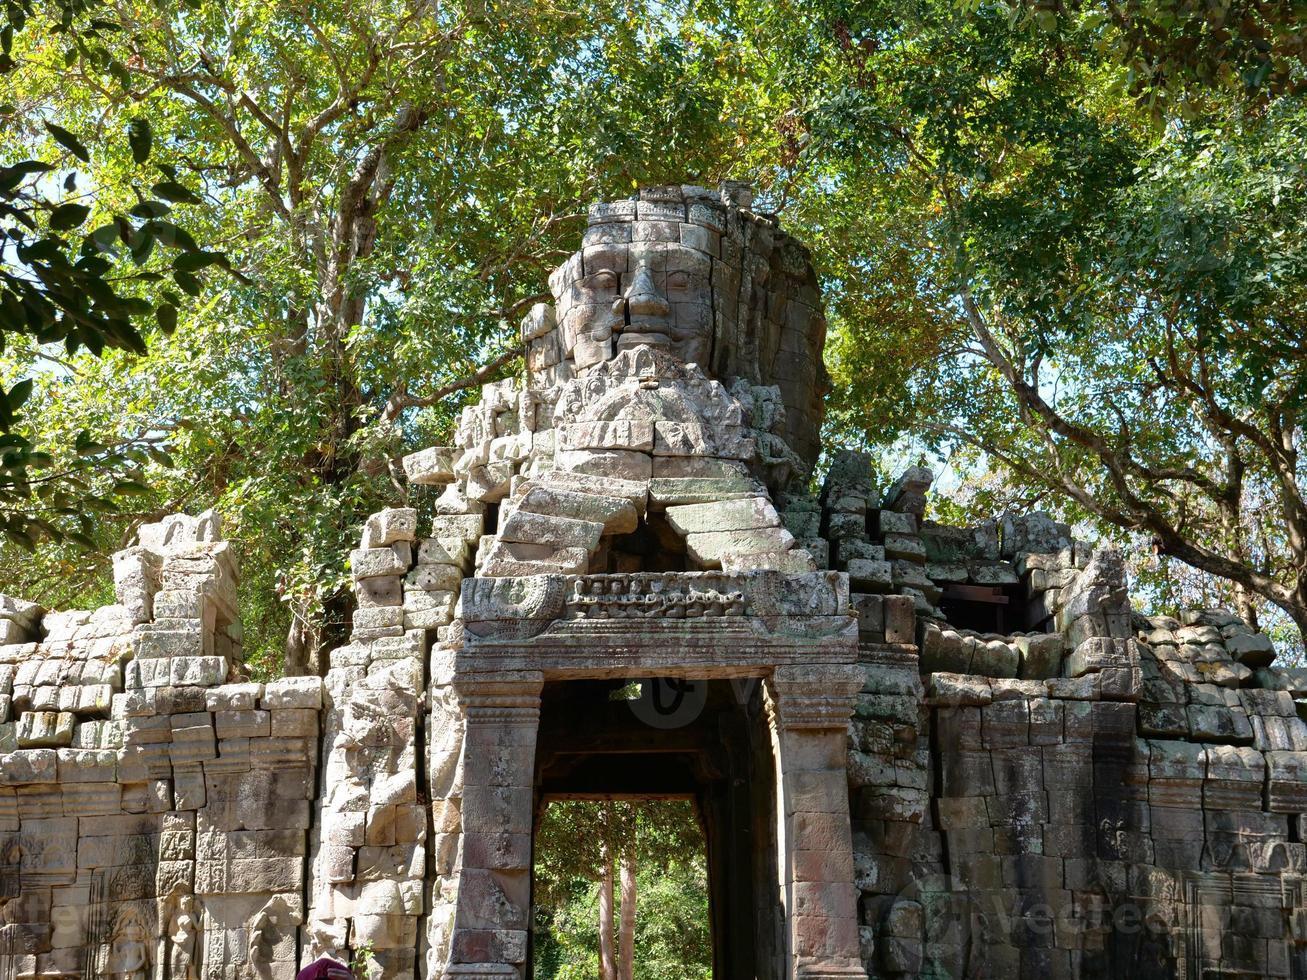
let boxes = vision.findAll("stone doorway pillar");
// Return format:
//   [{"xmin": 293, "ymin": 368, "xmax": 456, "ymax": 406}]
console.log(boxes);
[
  {"xmin": 444, "ymin": 670, "xmax": 543, "ymax": 979},
  {"xmin": 768, "ymin": 664, "xmax": 869, "ymax": 980}
]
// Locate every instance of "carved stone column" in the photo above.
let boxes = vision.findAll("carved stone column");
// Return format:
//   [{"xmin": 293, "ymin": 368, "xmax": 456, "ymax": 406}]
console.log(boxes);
[
  {"xmin": 443, "ymin": 670, "xmax": 543, "ymax": 979},
  {"xmin": 768, "ymin": 664, "xmax": 869, "ymax": 980}
]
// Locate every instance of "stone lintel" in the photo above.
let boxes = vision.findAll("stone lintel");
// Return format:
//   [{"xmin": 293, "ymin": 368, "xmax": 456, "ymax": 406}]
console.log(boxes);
[{"xmin": 454, "ymin": 631, "xmax": 858, "ymax": 683}]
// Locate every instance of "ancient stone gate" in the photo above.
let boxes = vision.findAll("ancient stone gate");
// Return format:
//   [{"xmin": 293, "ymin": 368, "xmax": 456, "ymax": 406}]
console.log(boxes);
[{"xmin": 1, "ymin": 182, "xmax": 1305, "ymax": 980}]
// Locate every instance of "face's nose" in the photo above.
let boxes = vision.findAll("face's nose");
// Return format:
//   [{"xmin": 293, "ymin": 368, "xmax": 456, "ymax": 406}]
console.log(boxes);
[{"xmin": 611, "ymin": 262, "xmax": 671, "ymax": 321}]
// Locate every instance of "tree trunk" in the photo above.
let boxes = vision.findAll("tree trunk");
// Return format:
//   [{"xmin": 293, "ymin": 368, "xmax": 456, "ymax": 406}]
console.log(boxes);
[
  {"xmin": 618, "ymin": 837, "xmax": 637, "ymax": 980},
  {"xmin": 283, "ymin": 607, "xmax": 317, "ymax": 677},
  {"xmin": 599, "ymin": 845, "xmax": 617, "ymax": 980}
]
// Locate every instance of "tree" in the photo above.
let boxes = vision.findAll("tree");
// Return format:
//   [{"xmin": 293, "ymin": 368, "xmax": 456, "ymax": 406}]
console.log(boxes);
[
  {"xmin": 715, "ymin": 0, "xmax": 1307, "ymax": 644},
  {"xmin": 0, "ymin": 0, "xmax": 223, "ymax": 548},
  {"xmin": 1, "ymin": 0, "xmax": 780, "ymax": 672},
  {"xmin": 533, "ymin": 799, "xmax": 709, "ymax": 980}
]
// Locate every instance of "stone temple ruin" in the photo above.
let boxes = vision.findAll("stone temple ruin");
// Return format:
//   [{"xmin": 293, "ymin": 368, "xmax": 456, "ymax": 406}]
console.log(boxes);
[{"xmin": 1, "ymin": 182, "xmax": 1306, "ymax": 979}]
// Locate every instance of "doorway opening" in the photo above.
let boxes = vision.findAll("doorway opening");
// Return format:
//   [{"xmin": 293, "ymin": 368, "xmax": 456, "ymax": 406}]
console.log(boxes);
[
  {"xmin": 530, "ymin": 678, "xmax": 781, "ymax": 980},
  {"xmin": 532, "ymin": 798, "xmax": 711, "ymax": 979}
]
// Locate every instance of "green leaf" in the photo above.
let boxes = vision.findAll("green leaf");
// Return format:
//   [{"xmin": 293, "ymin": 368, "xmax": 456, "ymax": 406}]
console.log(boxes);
[
  {"xmin": 0, "ymin": 160, "xmax": 54, "ymax": 192},
  {"xmin": 5, "ymin": 378, "xmax": 33, "ymax": 412},
  {"xmin": 129, "ymin": 200, "xmax": 170, "ymax": 219},
  {"xmin": 89, "ymin": 222, "xmax": 122, "ymax": 251},
  {"xmin": 44, "ymin": 121, "xmax": 89, "ymax": 162},
  {"xmin": 173, "ymin": 250, "xmax": 224, "ymax": 272},
  {"xmin": 156, "ymin": 302, "xmax": 178, "ymax": 334},
  {"xmin": 127, "ymin": 117, "xmax": 152, "ymax": 163},
  {"xmin": 151, "ymin": 180, "xmax": 201, "ymax": 204},
  {"xmin": 172, "ymin": 270, "xmax": 201, "ymax": 296},
  {"xmin": 49, "ymin": 202, "xmax": 91, "ymax": 231},
  {"xmin": 150, "ymin": 220, "xmax": 198, "ymax": 251}
]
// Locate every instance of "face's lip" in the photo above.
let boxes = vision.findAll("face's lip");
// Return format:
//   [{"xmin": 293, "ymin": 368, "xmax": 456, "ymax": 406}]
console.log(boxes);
[{"xmin": 620, "ymin": 316, "xmax": 673, "ymax": 336}]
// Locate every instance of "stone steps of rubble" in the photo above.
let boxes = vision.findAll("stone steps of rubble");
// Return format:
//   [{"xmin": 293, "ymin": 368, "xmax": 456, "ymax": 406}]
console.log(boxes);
[{"xmin": 664, "ymin": 496, "xmax": 781, "ymax": 536}]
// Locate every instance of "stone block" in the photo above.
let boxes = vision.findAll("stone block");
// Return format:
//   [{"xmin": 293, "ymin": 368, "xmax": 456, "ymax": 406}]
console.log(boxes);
[
  {"xmin": 362, "ymin": 507, "xmax": 418, "ymax": 548},
  {"xmin": 205, "ymin": 682, "xmax": 263, "ymax": 712},
  {"xmin": 0, "ymin": 748, "xmax": 57, "ymax": 784},
  {"xmin": 515, "ymin": 485, "xmax": 639, "ymax": 534},
  {"xmin": 666, "ymin": 496, "xmax": 780, "ymax": 534},
  {"xmin": 556, "ymin": 448, "xmax": 653, "ymax": 481},
  {"xmin": 1067, "ymin": 637, "xmax": 1135, "ymax": 677},
  {"xmin": 928, "ymin": 673, "xmax": 992, "ymax": 707},
  {"xmin": 685, "ymin": 527, "xmax": 795, "ymax": 567},
  {"xmin": 1188, "ymin": 703, "xmax": 1255, "ymax": 743},
  {"xmin": 351, "ymin": 545, "xmax": 411, "ymax": 580},
  {"xmin": 402, "ymin": 446, "xmax": 457, "ymax": 485},
  {"xmin": 170, "ymin": 656, "xmax": 228, "ymax": 687},
  {"xmin": 849, "ymin": 593, "xmax": 884, "ymax": 640},
  {"xmin": 262, "ymin": 676, "xmax": 324, "ymax": 710},
  {"xmin": 1203, "ymin": 744, "xmax": 1266, "ymax": 810},
  {"xmin": 270, "ymin": 708, "xmax": 319, "ymax": 738},
  {"xmin": 1226, "ymin": 630, "xmax": 1276, "ymax": 667},
  {"xmin": 356, "ymin": 575, "xmax": 404, "ymax": 608},
  {"xmin": 407, "ymin": 563, "xmax": 463, "ymax": 593},
  {"xmin": 846, "ymin": 559, "xmax": 892, "ymax": 592},
  {"xmin": 971, "ymin": 639, "xmax": 1019, "ymax": 678},
  {"xmin": 884, "ymin": 595, "xmax": 915, "ymax": 644},
  {"xmin": 1016, "ymin": 633, "xmax": 1065, "ymax": 679},
  {"xmin": 215, "ymin": 709, "xmax": 270, "ymax": 740},
  {"xmin": 16, "ymin": 711, "xmax": 75, "ymax": 748},
  {"xmin": 883, "ymin": 533, "xmax": 925, "ymax": 564},
  {"xmin": 1267, "ymin": 751, "xmax": 1307, "ymax": 812},
  {"xmin": 499, "ymin": 510, "xmax": 603, "ymax": 551}
]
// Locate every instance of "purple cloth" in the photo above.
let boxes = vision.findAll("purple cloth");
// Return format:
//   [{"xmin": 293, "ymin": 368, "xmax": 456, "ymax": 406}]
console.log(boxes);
[{"xmin": 296, "ymin": 959, "xmax": 355, "ymax": 980}]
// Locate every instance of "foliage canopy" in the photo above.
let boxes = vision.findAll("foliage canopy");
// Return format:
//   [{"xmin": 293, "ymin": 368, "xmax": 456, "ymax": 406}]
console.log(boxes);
[{"xmin": 1, "ymin": 0, "xmax": 1304, "ymax": 661}]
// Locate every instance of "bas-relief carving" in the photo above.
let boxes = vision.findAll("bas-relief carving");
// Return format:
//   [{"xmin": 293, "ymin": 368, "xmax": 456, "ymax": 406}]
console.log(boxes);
[
  {"xmin": 248, "ymin": 895, "xmax": 300, "ymax": 974},
  {"xmin": 106, "ymin": 904, "xmax": 151, "ymax": 980},
  {"xmin": 157, "ymin": 887, "xmax": 199, "ymax": 980}
]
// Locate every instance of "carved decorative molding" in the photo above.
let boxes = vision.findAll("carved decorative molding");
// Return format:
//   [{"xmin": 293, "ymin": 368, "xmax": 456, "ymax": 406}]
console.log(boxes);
[{"xmin": 769, "ymin": 664, "xmax": 864, "ymax": 731}]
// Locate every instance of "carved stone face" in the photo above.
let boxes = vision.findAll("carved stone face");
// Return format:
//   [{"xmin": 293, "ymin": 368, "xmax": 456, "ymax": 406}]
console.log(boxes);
[
  {"xmin": 554, "ymin": 235, "xmax": 713, "ymax": 369},
  {"xmin": 531, "ymin": 184, "xmax": 830, "ymax": 469}
]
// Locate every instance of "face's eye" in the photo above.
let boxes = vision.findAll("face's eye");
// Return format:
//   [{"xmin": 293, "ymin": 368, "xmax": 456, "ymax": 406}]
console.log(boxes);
[
  {"xmin": 588, "ymin": 269, "xmax": 619, "ymax": 290},
  {"xmin": 666, "ymin": 271, "xmax": 691, "ymax": 291}
]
